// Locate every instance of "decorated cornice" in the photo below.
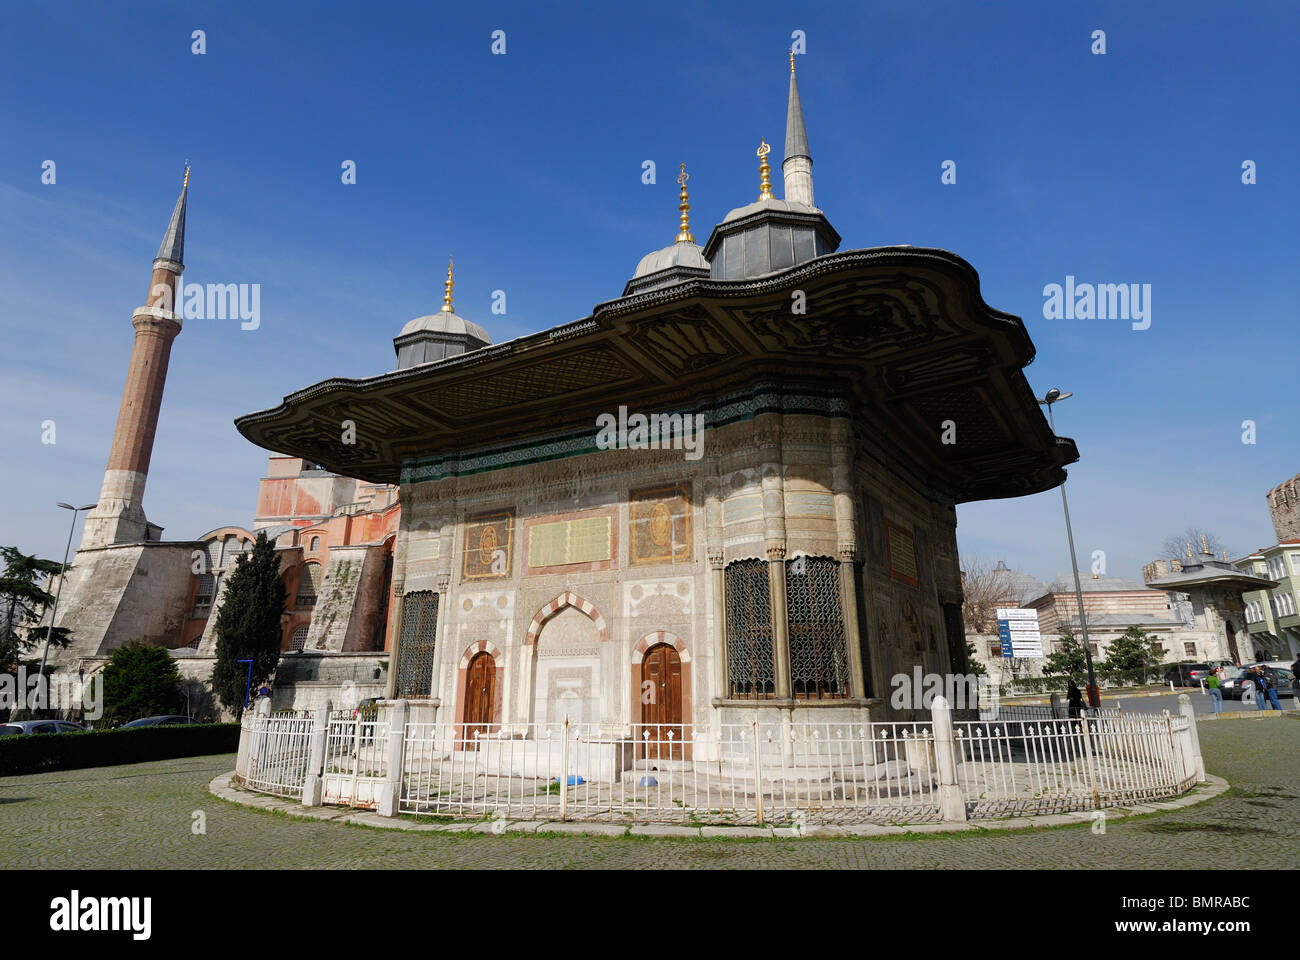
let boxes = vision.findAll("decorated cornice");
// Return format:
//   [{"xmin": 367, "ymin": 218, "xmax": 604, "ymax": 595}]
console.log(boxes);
[{"xmin": 235, "ymin": 246, "xmax": 1076, "ymax": 504}]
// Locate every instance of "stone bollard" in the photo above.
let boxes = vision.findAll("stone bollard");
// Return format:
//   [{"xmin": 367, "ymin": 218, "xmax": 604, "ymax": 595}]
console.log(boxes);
[
  {"xmin": 301, "ymin": 700, "xmax": 332, "ymax": 807},
  {"xmin": 1177, "ymin": 694, "xmax": 1206, "ymax": 783},
  {"xmin": 376, "ymin": 699, "xmax": 409, "ymax": 817},
  {"xmin": 930, "ymin": 695, "xmax": 968, "ymax": 822}
]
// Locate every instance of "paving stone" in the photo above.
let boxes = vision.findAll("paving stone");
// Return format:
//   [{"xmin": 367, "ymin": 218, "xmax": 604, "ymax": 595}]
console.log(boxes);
[
  {"xmin": 504, "ymin": 821, "xmax": 543, "ymax": 833},
  {"xmin": 701, "ymin": 826, "xmax": 771, "ymax": 838},
  {"xmin": 534, "ymin": 822, "xmax": 628, "ymax": 837},
  {"xmin": 630, "ymin": 824, "xmax": 700, "ymax": 838}
]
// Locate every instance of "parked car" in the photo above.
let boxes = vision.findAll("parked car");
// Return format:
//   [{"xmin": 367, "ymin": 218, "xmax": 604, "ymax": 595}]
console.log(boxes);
[
  {"xmin": 118, "ymin": 715, "xmax": 200, "ymax": 728},
  {"xmin": 1218, "ymin": 665, "xmax": 1249, "ymax": 699},
  {"xmin": 1164, "ymin": 663, "xmax": 1212, "ymax": 686},
  {"xmin": 0, "ymin": 720, "xmax": 86, "ymax": 735}
]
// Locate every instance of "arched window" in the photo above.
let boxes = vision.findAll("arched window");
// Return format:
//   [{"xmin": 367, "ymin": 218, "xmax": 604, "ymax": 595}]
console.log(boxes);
[
  {"xmin": 193, "ymin": 573, "xmax": 216, "ymax": 613},
  {"xmin": 290, "ymin": 625, "xmax": 309, "ymax": 652},
  {"xmin": 395, "ymin": 591, "xmax": 439, "ymax": 698},
  {"xmin": 786, "ymin": 556, "xmax": 849, "ymax": 699},
  {"xmin": 310, "ymin": 536, "xmax": 320, "ymax": 552},
  {"xmin": 296, "ymin": 562, "xmax": 322, "ymax": 607},
  {"xmin": 724, "ymin": 559, "xmax": 774, "ymax": 699}
]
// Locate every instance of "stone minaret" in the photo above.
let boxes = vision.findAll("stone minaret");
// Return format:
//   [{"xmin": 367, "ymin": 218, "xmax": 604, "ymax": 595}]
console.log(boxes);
[
  {"xmin": 79, "ymin": 170, "xmax": 188, "ymax": 549},
  {"xmin": 782, "ymin": 52, "xmax": 814, "ymax": 207}
]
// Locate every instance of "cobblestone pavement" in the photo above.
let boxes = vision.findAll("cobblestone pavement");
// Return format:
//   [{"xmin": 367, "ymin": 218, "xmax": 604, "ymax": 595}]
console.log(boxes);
[{"xmin": 2, "ymin": 719, "xmax": 1296, "ymax": 869}]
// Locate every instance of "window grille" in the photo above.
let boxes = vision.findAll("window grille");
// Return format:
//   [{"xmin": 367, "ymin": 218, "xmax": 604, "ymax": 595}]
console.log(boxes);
[
  {"xmin": 786, "ymin": 557, "xmax": 849, "ymax": 699},
  {"xmin": 296, "ymin": 562, "xmax": 321, "ymax": 607},
  {"xmin": 724, "ymin": 559, "xmax": 775, "ymax": 699},
  {"xmin": 396, "ymin": 591, "xmax": 439, "ymax": 698},
  {"xmin": 194, "ymin": 573, "xmax": 215, "ymax": 612},
  {"xmin": 290, "ymin": 625, "xmax": 309, "ymax": 652}
]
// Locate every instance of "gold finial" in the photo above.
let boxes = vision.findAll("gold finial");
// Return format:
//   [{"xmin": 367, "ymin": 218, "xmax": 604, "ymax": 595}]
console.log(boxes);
[
  {"xmin": 790, "ymin": 50, "xmax": 796, "ymax": 74},
  {"xmin": 675, "ymin": 163, "xmax": 694, "ymax": 243},
  {"xmin": 183, "ymin": 161, "xmax": 190, "ymax": 190},
  {"xmin": 1222, "ymin": 550, "xmax": 1228, "ymax": 561},
  {"xmin": 1201, "ymin": 534, "xmax": 1210, "ymax": 554},
  {"xmin": 441, "ymin": 256, "xmax": 454, "ymax": 313},
  {"xmin": 1186, "ymin": 541, "xmax": 1193, "ymax": 559},
  {"xmin": 757, "ymin": 139, "xmax": 773, "ymax": 200}
]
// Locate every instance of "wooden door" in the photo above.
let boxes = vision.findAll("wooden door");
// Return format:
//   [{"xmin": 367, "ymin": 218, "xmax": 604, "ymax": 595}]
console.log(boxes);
[
  {"xmin": 641, "ymin": 643, "xmax": 683, "ymax": 760},
  {"xmin": 464, "ymin": 652, "xmax": 495, "ymax": 744}
]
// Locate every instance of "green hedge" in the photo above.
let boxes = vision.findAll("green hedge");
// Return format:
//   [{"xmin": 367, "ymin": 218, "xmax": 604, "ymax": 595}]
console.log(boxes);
[{"xmin": 0, "ymin": 723, "xmax": 241, "ymax": 777}]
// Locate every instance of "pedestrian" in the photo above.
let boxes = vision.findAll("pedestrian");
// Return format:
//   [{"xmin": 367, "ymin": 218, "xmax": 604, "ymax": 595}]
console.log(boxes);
[
  {"xmin": 1066, "ymin": 679, "xmax": 1085, "ymax": 719},
  {"xmin": 1242, "ymin": 671, "xmax": 1258, "ymax": 709},
  {"xmin": 1205, "ymin": 669, "xmax": 1223, "ymax": 714},
  {"xmin": 1248, "ymin": 667, "xmax": 1269, "ymax": 711},
  {"xmin": 1258, "ymin": 668, "xmax": 1282, "ymax": 711}
]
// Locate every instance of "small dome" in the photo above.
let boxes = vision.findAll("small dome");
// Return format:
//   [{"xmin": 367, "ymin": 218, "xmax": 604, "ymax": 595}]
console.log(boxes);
[
  {"xmin": 721, "ymin": 197, "xmax": 819, "ymax": 224},
  {"xmin": 393, "ymin": 310, "xmax": 492, "ymax": 370},
  {"xmin": 632, "ymin": 241, "xmax": 709, "ymax": 279},
  {"xmin": 398, "ymin": 311, "xmax": 492, "ymax": 344}
]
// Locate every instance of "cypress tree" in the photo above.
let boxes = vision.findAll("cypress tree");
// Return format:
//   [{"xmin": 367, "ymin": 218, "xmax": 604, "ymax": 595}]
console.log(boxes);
[{"xmin": 212, "ymin": 531, "xmax": 285, "ymax": 717}]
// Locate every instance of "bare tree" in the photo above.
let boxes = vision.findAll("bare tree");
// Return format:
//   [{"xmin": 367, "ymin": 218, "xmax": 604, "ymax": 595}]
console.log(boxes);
[
  {"xmin": 960, "ymin": 556, "xmax": 1014, "ymax": 634},
  {"xmin": 1159, "ymin": 528, "xmax": 1232, "ymax": 561}
]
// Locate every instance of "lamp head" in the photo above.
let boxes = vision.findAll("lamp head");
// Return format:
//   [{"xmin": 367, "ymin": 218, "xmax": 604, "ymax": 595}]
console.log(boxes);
[{"xmin": 1044, "ymin": 388, "xmax": 1061, "ymax": 403}]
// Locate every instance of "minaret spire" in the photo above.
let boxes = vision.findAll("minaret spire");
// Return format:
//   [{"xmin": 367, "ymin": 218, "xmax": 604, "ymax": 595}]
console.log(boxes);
[
  {"xmin": 675, "ymin": 163, "xmax": 694, "ymax": 243},
  {"xmin": 154, "ymin": 164, "xmax": 189, "ymax": 270},
  {"xmin": 783, "ymin": 54, "xmax": 814, "ymax": 206},
  {"xmin": 441, "ymin": 256, "xmax": 454, "ymax": 313},
  {"xmin": 80, "ymin": 169, "xmax": 189, "ymax": 549}
]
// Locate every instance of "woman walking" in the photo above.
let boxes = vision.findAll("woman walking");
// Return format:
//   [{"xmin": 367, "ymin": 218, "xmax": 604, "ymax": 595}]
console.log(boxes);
[{"xmin": 1206, "ymin": 670, "xmax": 1223, "ymax": 713}]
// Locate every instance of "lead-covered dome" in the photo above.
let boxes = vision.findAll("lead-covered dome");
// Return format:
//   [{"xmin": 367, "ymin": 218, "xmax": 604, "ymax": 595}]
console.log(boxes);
[{"xmin": 394, "ymin": 259, "xmax": 491, "ymax": 369}]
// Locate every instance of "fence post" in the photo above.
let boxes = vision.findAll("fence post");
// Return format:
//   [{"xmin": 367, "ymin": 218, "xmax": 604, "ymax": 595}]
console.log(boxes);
[
  {"xmin": 1177, "ymin": 694, "xmax": 1205, "ymax": 783},
  {"xmin": 301, "ymin": 700, "xmax": 331, "ymax": 806},
  {"xmin": 376, "ymin": 699, "xmax": 408, "ymax": 817},
  {"xmin": 234, "ymin": 712, "xmax": 253, "ymax": 783},
  {"xmin": 560, "ymin": 715, "xmax": 570, "ymax": 821},
  {"xmin": 931, "ymin": 695, "xmax": 968, "ymax": 822},
  {"xmin": 751, "ymin": 720, "xmax": 765, "ymax": 826},
  {"xmin": 1079, "ymin": 715, "xmax": 1101, "ymax": 809}
]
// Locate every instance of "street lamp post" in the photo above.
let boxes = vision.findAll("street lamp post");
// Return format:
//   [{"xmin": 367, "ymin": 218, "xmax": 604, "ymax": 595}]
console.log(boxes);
[
  {"xmin": 35, "ymin": 503, "xmax": 97, "ymax": 708},
  {"xmin": 1037, "ymin": 390, "xmax": 1099, "ymax": 709}
]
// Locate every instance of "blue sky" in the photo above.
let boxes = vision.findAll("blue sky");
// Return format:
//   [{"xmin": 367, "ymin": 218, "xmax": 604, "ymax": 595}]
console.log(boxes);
[{"xmin": 1, "ymin": 1, "xmax": 1296, "ymax": 582}]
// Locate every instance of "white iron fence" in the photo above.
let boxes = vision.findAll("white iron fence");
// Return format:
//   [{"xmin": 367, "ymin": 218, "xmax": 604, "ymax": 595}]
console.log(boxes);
[
  {"xmin": 955, "ymin": 713, "xmax": 1198, "ymax": 818},
  {"xmin": 321, "ymin": 712, "xmax": 389, "ymax": 808},
  {"xmin": 399, "ymin": 720, "xmax": 940, "ymax": 824},
  {"xmin": 232, "ymin": 698, "xmax": 1204, "ymax": 826},
  {"xmin": 237, "ymin": 711, "xmax": 314, "ymax": 798}
]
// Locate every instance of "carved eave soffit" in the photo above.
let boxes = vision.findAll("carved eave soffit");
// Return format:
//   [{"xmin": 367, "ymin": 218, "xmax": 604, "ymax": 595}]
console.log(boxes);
[{"xmin": 235, "ymin": 247, "xmax": 1077, "ymax": 503}]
